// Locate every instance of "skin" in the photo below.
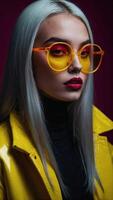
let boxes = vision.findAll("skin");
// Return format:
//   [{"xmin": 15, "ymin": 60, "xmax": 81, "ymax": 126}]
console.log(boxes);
[{"xmin": 33, "ymin": 13, "xmax": 89, "ymax": 102}]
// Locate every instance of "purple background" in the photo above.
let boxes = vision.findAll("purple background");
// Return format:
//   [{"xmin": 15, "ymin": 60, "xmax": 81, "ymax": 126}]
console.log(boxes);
[{"xmin": 0, "ymin": 0, "xmax": 113, "ymax": 121}]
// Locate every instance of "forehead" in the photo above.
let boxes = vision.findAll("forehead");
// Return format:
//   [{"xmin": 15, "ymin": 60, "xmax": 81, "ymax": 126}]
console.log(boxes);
[{"xmin": 36, "ymin": 13, "xmax": 89, "ymax": 47}]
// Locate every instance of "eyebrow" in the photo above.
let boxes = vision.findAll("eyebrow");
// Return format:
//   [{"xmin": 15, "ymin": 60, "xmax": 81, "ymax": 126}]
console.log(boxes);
[
  {"xmin": 79, "ymin": 39, "xmax": 91, "ymax": 48},
  {"xmin": 43, "ymin": 37, "xmax": 70, "ymax": 45},
  {"xmin": 43, "ymin": 37, "xmax": 91, "ymax": 47}
]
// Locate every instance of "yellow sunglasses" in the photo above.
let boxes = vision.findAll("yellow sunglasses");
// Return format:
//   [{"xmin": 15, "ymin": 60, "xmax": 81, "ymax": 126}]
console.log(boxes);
[{"xmin": 33, "ymin": 42, "xmax": 104, "ymax": 74}]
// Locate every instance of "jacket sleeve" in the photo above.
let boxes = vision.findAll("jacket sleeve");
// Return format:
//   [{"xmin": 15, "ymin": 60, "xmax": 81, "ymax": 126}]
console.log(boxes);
[
  {"xmin": 0, "ymin": 122, "xmax": 10, "ymax": 200},
  {"xmin": 108, "ymin": 142, "xmax": 113, "ymax": 162},
  {"xmin": 0, "ymin": 160, "xmax": 7, "ymax": 200}
]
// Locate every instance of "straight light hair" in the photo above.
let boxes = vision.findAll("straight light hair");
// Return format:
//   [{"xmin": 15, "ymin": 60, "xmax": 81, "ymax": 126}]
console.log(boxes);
[{"xmin": 0, "ymin": 0, "xmax": 100, "ymax": 197}]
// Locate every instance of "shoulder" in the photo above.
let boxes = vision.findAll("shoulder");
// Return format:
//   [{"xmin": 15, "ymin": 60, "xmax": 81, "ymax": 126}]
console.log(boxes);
[
  {"xmin": 93, "ymin": 105, "xmax": 113, "ymax": 135},
  {"xmin": 93, "ymin": 105, "xmax": 113, "ymax": 156},
  {"xmin": 93, "ymin": 106, "xmax": 113, "ymax": 167}
]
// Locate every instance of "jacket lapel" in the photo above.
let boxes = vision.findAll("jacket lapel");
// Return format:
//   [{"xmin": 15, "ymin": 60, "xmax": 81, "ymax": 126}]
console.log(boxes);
[
  {"xmin": 10, "ymin": 106, "xmax": 113, "ymax": 153},
  {"xmin": 9, "ymin": 112, "xmax": 62, "ymax": 200}
]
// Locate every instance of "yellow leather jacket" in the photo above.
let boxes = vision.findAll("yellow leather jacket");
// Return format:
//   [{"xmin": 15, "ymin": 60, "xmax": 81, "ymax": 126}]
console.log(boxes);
[{"xmin": 0, "ymin": 106, "xmax": 113, "ymax": 200}]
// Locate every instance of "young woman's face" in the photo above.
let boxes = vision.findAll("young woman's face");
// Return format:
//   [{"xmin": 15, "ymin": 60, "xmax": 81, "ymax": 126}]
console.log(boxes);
[{"xmin": 33, "ymin": 13, "xmax": 90, "ymax": 102}]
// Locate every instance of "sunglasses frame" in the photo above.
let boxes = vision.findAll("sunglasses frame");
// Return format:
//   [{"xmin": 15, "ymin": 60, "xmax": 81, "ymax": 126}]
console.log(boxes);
[{"xmin": 33, "ymin": 42, "xmax": 104, "ymax": 73}]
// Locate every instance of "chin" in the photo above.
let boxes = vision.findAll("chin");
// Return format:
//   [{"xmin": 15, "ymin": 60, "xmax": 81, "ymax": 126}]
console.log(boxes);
[
  {"xmin": 63, "ymin": 96, "xmax": 81, "ymax": 102},
  {"xmin": 64, "ymin": 90, "xmax": 82, "ymax": 101},
  {"xmin": 41, "ymin": 90, "xmax": 82, "ymax": 102},
  {"xmin": 54, "ymin": 92, "xmax": 82, "ymax": 102}
]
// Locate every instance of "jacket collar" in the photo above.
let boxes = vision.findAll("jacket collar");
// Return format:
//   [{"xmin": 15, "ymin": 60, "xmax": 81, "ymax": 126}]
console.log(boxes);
[
  {"xmin": 9, "ymin": 112, "xmax": 36, "ymax": 154},
  {"xmin": 10, "ymin": 105, "xmax": 113, "ymax": 153},
  {"xmin": 93, "ymin": 106, "xmax": 113, "ymax": 134}
]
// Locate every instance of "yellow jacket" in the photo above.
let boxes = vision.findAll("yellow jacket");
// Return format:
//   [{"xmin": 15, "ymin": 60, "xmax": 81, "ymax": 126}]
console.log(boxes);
[{"xmin": 0, "ymin": 106, "xmax": 113, "ymax": 200}]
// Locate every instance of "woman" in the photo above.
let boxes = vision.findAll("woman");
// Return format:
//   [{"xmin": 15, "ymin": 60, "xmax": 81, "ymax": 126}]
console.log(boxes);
[{"xmin": 0, "ymin": 0, "xmax": 113, "ymax": 199}]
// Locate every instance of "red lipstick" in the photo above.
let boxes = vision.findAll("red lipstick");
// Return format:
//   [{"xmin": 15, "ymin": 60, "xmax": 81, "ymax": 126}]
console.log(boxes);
[{"xmin": 64, "ymin": 77, "xmax": 83, "ymax": 90}]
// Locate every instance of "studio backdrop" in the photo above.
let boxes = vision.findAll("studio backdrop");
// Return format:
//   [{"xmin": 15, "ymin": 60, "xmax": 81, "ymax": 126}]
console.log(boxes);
[{"xmin": 0, "ymin": 0, "xmax": 113, "ymax": 121}]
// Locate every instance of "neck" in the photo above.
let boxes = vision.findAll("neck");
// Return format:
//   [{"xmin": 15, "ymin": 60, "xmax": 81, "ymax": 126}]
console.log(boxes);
[{"xmin": 40, "ymin": 92, "xmax": 74, "ymax": 141}]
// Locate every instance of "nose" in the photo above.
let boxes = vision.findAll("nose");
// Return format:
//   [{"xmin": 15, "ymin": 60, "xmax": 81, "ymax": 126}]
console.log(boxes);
[{"xmin": 68, "ymin": 54, "xmax": 82, "ymax": 74}]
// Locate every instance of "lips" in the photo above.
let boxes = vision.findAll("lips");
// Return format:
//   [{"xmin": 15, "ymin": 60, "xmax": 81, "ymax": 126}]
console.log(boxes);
[{"xmin": 64, "ymin": 77, "xmax": 83, "ymax": 90}]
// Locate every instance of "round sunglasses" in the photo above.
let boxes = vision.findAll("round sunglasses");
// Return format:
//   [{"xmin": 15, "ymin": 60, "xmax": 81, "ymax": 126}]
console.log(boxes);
[{"xmin": 33, "ymin": 42, "xmax": 104, "ymax": 74}]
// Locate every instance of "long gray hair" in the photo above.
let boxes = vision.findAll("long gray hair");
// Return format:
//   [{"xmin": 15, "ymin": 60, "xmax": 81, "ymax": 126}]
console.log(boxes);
[{"xmin": 0, "ymin": 0, "xmax": 99, "ymax": 197}]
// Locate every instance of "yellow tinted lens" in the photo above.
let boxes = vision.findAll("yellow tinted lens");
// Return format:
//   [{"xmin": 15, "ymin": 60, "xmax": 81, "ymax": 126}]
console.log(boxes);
[
  {"xmin": 48, "ymin": 43, "xmax": 71, "ymax": 71},
  {"xmin": 79, "ymin": 45, "xmax": 91, "ymax": 73},
  {"xmin": 79, "ymin": 44, "xmax": 102, "ymax": 73},
  {"xmin": 93, "ymin": 45, "xmax": 102, "ymax": 71}
]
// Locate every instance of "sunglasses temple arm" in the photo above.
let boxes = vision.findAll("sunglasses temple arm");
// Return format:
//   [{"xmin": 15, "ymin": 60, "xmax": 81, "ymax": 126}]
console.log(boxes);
[
  {"xmin": 93, "ymin": 51, "xmax": 104, "ymax": 56},
  {"xmin": 33, "ymin": 47, "xmax": 49, "ymax": 52}
]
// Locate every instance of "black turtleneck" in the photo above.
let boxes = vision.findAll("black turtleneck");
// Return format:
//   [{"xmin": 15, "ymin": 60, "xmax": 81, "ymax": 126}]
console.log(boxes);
[{"xmin": 41, "ymin": 93, "xmax": 93, "ymax": 200}]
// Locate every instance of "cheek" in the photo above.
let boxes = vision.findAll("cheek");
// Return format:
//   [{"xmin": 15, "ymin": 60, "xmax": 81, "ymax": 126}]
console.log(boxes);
[
  {"xmin": 82, "ymin": 73, "xmax": 88, "ymax": 83},
  {"xmin": 33, "ymin": 54, "xmax": 47, "ymax": 73},
  {"xmin": 32, "ymin": 54, "xmax": 55, "ymax": 89}
]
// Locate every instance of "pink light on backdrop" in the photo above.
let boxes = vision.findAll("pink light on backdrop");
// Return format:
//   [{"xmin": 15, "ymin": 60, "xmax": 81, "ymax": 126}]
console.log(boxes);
[{"xmin": 0, "ymin": 1, "xmax": 31, "ymax": 87}]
